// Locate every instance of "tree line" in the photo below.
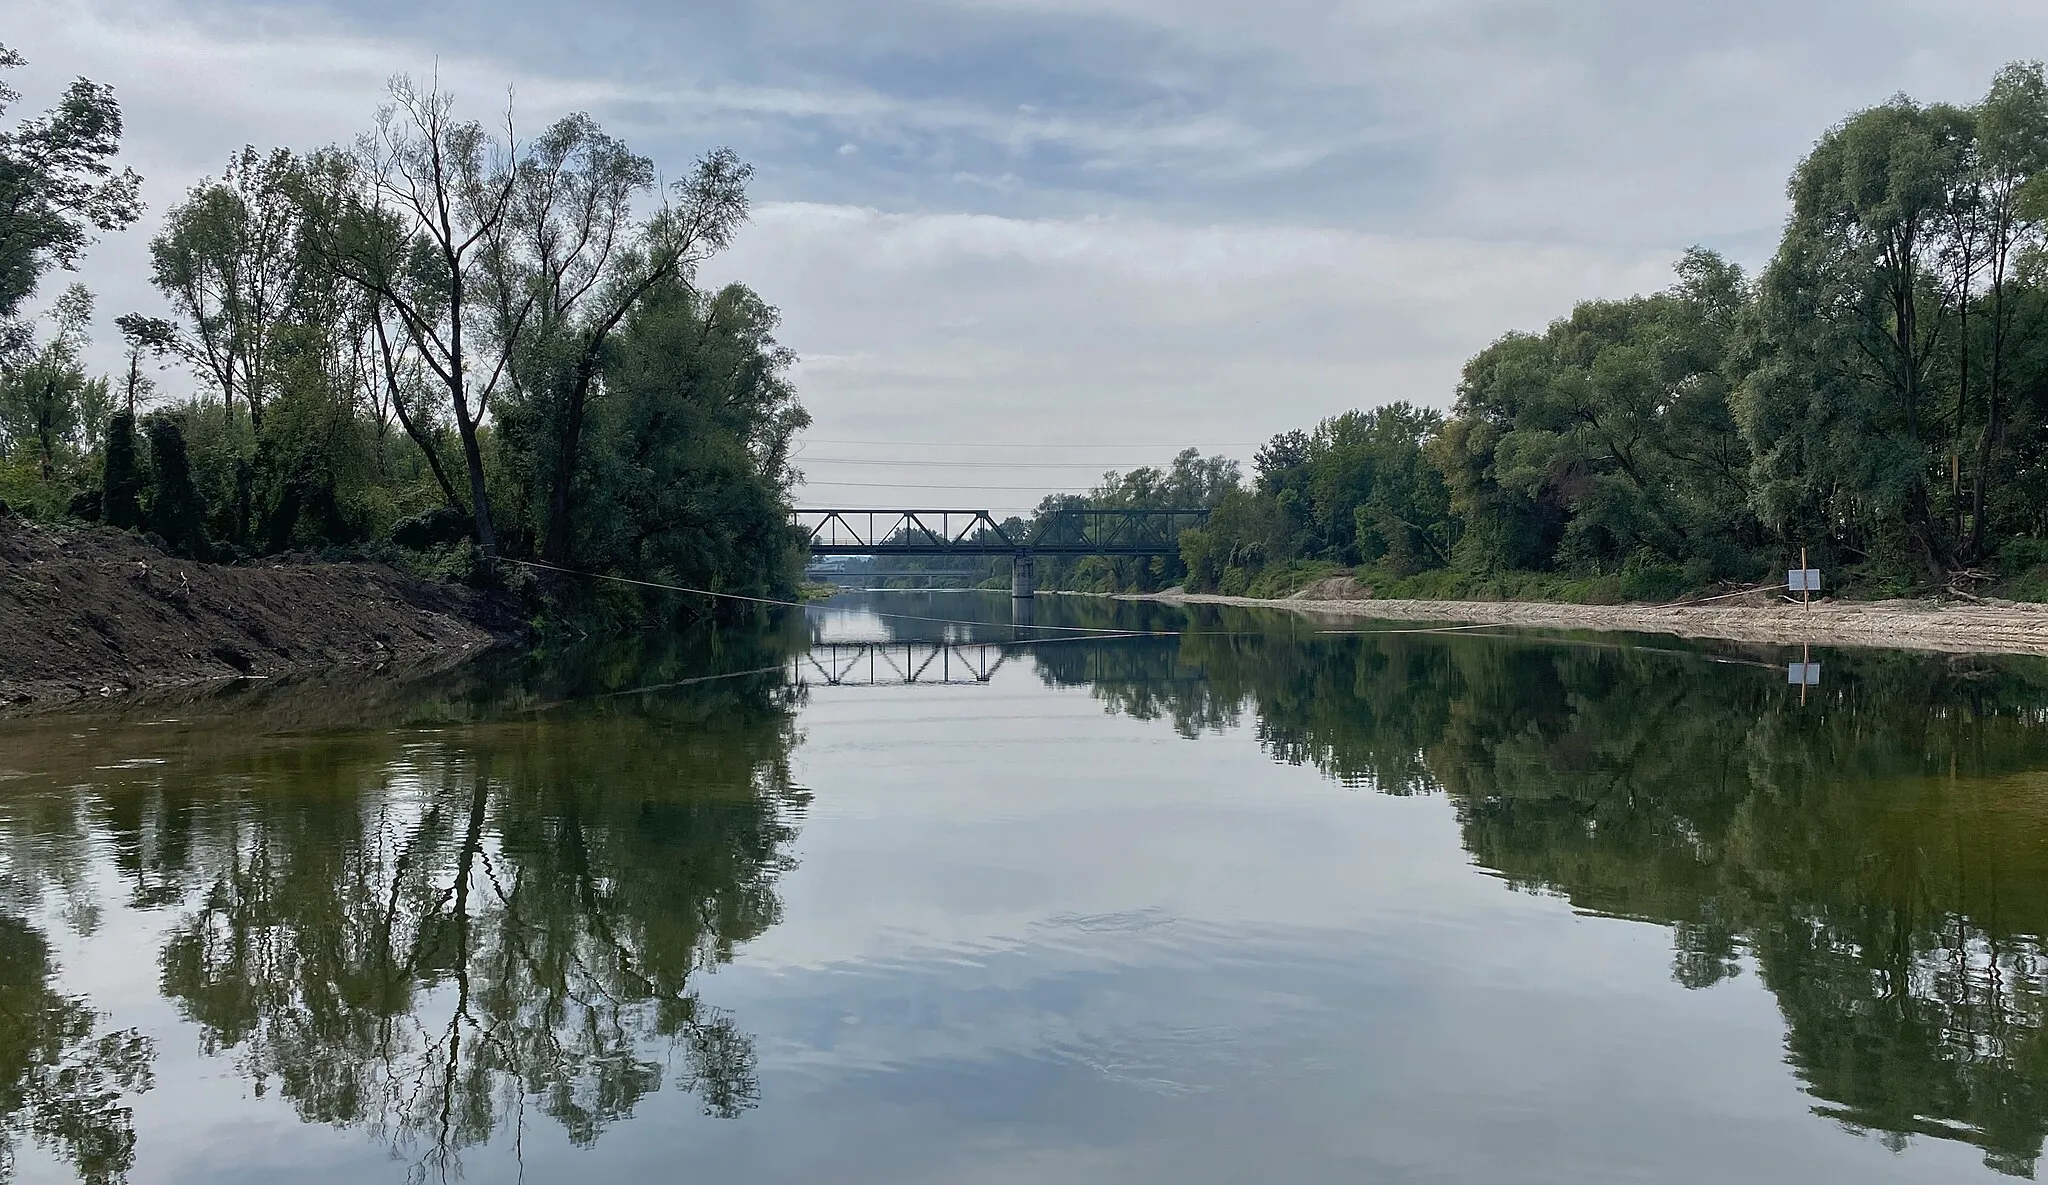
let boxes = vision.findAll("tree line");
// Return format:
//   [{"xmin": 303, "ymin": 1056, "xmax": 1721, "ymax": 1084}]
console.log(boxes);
[
  {"xmin": 1167, "ymin": 64, "xmax": 2048, "ymax": 601},
  {"xmin": 0, "ymin": 47, "xmax": 808, "ymax": 620}
]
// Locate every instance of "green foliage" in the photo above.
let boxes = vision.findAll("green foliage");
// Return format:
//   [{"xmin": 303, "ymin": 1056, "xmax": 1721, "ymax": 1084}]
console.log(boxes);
[
  {"xmin": 100, "ymin": 410, "xmax": 141, "ymax": 529},
  {"xmin": 0, "ymin": 286, "xmax": 104, "ymax": 481},
  {"xmin": 513, "ymin": 278, "xmax": 808, "ymax": 620},
  {"xmin": 1181, "ymin": 63, "xmax": 2048, "ymax": 604},
  {"xmin": 0, "ymin": 64, "xmax": 800, "ymax": 627},
  {"xmin": 0, "ymin": 45, "xmax": 142, "ymax": 329},
  {"xmin": 1027, "ymin": 448, "xmax": 1241, "ymax": 593},
  {"xmin": 141, "ymin": 413, "xmax": 208, "ymax": 559}
]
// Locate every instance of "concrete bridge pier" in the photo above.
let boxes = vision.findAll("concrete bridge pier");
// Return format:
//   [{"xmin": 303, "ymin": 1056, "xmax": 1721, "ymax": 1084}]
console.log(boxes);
[{"xmin": 1010, "ymin": 553, "xmax": 1036, "ymax": 600}]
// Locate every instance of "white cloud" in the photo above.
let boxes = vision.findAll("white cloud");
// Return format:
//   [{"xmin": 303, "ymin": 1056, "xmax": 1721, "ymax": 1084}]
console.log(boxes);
[
  {"xmin": 710, "ymin": 202, "xmax": 1672, "ymax": 508},
  {"xmin": 14, "ymin": 0, "xmax": 2048, "ymax": 511}
]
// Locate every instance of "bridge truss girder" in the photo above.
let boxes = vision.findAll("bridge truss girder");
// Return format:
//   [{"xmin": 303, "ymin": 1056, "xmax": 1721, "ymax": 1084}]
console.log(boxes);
[
  {"xmin": 792, "ymin": 642, "xmax": 1010, "ymax": 687},
  {"xmin": 793, "ymin": 508, "xmax": 1208, "ymax": 557}
]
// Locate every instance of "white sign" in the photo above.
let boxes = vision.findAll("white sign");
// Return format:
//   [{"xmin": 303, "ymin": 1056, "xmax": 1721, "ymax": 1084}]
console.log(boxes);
[
  {"xmin": 1787, "ymin": 662, "xmax": 1822, "ymax": 686},
  {"xmin": 1787, "ymin": 568, "xmax": 1822, "ymax": 593}
]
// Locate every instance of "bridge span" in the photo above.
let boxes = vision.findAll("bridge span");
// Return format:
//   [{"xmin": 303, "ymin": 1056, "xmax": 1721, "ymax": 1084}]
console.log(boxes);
[{"xmin": 791, "ymin": 507, "xmax": 1208, "ymax": 598}]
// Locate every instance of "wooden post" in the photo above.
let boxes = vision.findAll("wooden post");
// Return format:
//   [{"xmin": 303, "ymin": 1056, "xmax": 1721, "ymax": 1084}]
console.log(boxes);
[{"xmin": 1801, "ymin": 546, "xmax": 1810, "ymax": 614}]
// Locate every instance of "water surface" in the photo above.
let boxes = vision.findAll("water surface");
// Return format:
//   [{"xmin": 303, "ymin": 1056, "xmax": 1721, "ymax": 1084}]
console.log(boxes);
[{"xmin": 3, "ymin": 592, "xmax": 2047, "ymax": 1183}]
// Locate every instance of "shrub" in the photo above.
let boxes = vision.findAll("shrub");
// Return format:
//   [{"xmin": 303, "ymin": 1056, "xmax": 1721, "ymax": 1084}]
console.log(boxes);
[
  {"xmin": 143, "ymin": 414, "xmax": 210, "ymax": 560},
  {"xmin": 102, "ymin": 411, "xmax": 143, "ymax": 529}
]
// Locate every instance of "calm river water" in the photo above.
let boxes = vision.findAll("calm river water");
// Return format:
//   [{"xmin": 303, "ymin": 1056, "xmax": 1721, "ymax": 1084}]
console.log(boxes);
[{"xmin": 4, "ymin": 591, "xmax": 2048, "ymax": 1184}]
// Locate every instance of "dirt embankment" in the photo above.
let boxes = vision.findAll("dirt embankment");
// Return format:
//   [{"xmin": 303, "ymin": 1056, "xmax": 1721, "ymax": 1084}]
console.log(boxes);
[
  {"xmin": 0, "ymin": 518, "xmax": 525, "ymax": 708},
  {"xmin": 1136, "ymin": 575, "xmax": 2048, "ymax": 658}
]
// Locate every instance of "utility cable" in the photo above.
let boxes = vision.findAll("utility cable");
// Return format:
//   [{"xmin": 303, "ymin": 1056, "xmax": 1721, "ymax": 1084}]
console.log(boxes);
[{"xmin": 500, "ymin": 558, "xmax": 1181, "ymax": 637}]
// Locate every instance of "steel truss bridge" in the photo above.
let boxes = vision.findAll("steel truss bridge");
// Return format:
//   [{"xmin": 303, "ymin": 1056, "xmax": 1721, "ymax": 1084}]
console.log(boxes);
[
  {"xmin": 791, "ymin": 641, "xmax": 1014, "ymax": 688},
  {"xmin": 792, "ymin": 508, "xmax": 1209, "ymax": 597}
]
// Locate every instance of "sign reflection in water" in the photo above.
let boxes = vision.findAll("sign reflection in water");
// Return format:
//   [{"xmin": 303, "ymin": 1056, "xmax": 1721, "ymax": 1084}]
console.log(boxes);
[{"xmin": 1, "ymin": 594, "xmax": 2046, "ymax": 1182}]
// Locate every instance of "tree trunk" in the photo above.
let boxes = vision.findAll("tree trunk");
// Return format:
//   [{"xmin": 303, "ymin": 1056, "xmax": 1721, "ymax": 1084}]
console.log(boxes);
[
  {"xmin": 540, "ymin": 368, "xmax": 594, "ymax": 567},
  {"xmin": 1972, "ymin": 199, "xmax": 2016, "ymax": 561},
  {"xmin": 375, "ymin": 317, "xmax": 466, "ymax": 514},
  {"xmin": 454, "ymin": 400, "xmax": 498, "ymax": 569},
  {"xmin": 1954, "ymin": 281, "xmax": 1969, "ymax": 553}
]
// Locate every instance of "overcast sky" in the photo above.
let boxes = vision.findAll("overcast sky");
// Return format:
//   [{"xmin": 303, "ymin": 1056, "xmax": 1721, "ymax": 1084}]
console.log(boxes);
[{"xmin": 9, "ymin": 0, "xmax": 2045, "ymax": 512}]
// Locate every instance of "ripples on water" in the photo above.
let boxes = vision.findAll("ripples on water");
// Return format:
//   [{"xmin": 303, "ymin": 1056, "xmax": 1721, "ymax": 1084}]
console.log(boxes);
[{"xmin": 2, "ymin": 590, "xmax": 2047, "ymax": 1183}]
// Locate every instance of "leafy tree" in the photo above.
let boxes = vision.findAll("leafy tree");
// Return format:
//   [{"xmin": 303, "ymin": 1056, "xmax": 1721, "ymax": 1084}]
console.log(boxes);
[
  {"xmin": 0, "ymin": 45, "xmax": 142, "ymax": 338},
  {"xmin": 0, "ymin": 284, "xmax": 105, "ymax": 479},
  {"xmin": 110, "ymin": 314, "xmax": 175, "ymax": 417},
  {"xmin": 141, "ymin": 413, "xmax": 208, "ymax": 559},
  {"xmin": 1447, "ymin": 250, "xmax": 1756, "ymax": 579},
  {"xmin": 318, "ymin": 77, "xmax": 529, "ymax": 572},
  {"xmin": 1025, "ymin": 449, "xmax": 1240, "ymax": 593},
  {"xmin": 148, "ymin": 147, "xmax": 310, "ymax": 431},
  {"xmin": 1969, "ymin": 63, "xmax": 2048, "ymax": 555},
  {"xmin": 1184, "ymin": 407, "xmax": 1450, "ymax": 592},
  {"xmin": 559, "ymin": 277, "xmax": 809, "ymax": 613},
  {"xmin": 487, "ymin": 114, "xmax": 753, "ymax": 566}
]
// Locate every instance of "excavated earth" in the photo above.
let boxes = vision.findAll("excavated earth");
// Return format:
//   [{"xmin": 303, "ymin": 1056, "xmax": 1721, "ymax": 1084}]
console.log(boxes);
[
  {"xmin": 1137, "ymin": 574, "xmax": 2048, "ymax": 658},
  {"xmin": 0, "ymin": 516, "xmax": 525, "ymax": 709}
]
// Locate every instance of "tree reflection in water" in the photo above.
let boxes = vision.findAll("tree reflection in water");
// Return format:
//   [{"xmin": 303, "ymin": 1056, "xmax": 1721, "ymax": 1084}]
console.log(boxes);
[
  {"xmin": 10, "ymin": 602, "xmax": 2048, "ymax": 1180},
  {"xmin": 0, "ymin": 627, "xmax": 809, "ymax": 1183},
  {"xmin": 1047, "ymin": 614, "xmax": 2048, "ymax": 1177},
  {"xmin": 0, "ymin": 915, "xmax": 154, "ymax": 1185}
]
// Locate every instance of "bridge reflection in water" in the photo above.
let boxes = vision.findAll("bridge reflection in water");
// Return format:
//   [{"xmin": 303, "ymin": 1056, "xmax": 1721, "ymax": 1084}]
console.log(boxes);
[{"xmin": 790, "ymin": 641, "xmax": 1016, "ymax": 687}]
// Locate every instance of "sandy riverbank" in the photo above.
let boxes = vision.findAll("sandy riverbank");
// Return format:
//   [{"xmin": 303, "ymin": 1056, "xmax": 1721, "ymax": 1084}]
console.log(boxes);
[{"xmin": 1123, "ymin": 581, "xmax": 2048, "ymax": 658}]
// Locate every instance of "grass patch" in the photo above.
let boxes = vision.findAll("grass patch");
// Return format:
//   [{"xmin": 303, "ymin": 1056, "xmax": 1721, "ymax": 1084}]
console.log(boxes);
[
  {"xmin": 1994, "ymin": 566, "xmax": 2048, "ymax": 604},
  {"xmin": 1346, "ymin": 566, "xmax": 1629, "ymax": 605},
  {"xmin": 1230, "ymin": 560, "xmax": 1346, "ymax": 599}
]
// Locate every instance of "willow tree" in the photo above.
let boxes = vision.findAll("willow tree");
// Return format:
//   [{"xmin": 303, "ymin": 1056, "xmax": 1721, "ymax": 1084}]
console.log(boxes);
[
  {"xmin": 487, "ymin": 116, "xmax": 752, "ymax": 566},
  {"xmin": 318, "ymin": 77, "xmax": 526, "ymax": 571}
]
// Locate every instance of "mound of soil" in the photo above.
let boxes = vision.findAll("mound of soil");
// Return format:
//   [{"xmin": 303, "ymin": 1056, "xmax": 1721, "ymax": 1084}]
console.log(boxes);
[{"xmin": 0, "ymin": 518, "xmax": 525, "ymax": 708}]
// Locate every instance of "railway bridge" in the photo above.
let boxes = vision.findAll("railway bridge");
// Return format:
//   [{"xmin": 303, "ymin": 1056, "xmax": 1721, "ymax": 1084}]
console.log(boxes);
[{"xmin": 792, "ymin": 508, "xmax": 1208, "ymax": 598}]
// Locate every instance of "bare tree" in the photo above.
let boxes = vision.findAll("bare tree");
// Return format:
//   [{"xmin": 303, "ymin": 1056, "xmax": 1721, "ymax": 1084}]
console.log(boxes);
[{"xmin": 320, "ymin": 75, "xmax": 527, "ymax": 572}]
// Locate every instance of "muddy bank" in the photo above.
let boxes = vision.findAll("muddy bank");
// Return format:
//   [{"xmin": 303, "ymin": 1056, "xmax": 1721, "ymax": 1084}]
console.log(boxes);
[
  {"xmin": 0, "ymin": 517, "xmax": 525, "ymax": 709},
  {"xmin": 1124, "ymin": 578, "xmax": 2048, "ymax": 658}
]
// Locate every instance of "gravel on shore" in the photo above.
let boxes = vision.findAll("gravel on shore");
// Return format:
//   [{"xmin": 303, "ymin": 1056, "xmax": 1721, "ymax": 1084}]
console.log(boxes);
[{"xmin": 1129, "ymin": 587, "xmax": 2048, "ymax": 658}]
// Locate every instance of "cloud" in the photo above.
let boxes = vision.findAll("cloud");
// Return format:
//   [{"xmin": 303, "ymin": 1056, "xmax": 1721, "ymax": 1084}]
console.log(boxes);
[
  {"xmin": 13, "ymin": 0, "xmax": 2048, "ymax": 509},
  {"xmin": 710, "ymin": 202, "xmax": 1673, "ymax": 508}
]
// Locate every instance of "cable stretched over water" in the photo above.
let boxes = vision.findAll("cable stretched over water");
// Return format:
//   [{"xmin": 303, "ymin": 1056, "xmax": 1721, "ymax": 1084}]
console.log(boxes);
[
  {"xmin": 1315, "ymin": 623, "xmax": 1509, "ymax": 637},
  {"xmin": 499, "ymin": 558, "xmax": 1181, "ymax": 637}
]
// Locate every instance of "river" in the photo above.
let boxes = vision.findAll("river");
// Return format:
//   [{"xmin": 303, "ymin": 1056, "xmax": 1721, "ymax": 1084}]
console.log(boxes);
[{"xmin": 2, "ymin": 590, "xmax": 2047, "ymax": 1184}]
